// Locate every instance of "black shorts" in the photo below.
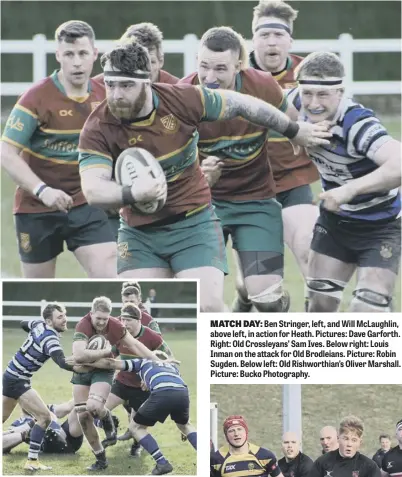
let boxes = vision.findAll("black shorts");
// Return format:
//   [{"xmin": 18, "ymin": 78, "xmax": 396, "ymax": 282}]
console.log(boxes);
[
  {"xmin": 276, "ymin": 184, "xmax": 314, "ymax": 209},
  {"xmin": 15, "ymin": 204, "xmax": 114, "ymax": 263},
  {"xmin": 2, "ymin": 373, "xmax": 31, "ymax": 400},
  {"xmin": 62, "ymin": 420, "xmax": 83, "ymax": 454},
  {"xmin": 134, "ymin": 389, "xmax": 190, "ymax": 427},
  {"xmin": 110, "ymin": 380, "xmax": 150, "ymax": 412},
  {"xmin": 311, "ymin": 210, "xmax": 401, "ymax": 273}
]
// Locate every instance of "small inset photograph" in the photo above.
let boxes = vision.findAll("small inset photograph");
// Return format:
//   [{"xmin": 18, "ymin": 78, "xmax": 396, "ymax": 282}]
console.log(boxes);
[
  {"xmin": 210, "ymin": 384, "xmax": 401, "ymax": 477},
  {"xmin": 2, "ymin": 280, "xmax": 197, "ymax": 475}
]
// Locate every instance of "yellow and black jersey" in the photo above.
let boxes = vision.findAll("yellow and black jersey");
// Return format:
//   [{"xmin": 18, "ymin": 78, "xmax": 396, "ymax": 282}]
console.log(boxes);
[{"xmin": 211, "ymin": 442, "xmax": 282, "ymax": 477}]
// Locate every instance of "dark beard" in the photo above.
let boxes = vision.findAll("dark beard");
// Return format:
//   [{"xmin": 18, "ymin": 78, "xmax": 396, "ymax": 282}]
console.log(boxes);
[{"xmin": 108, "ymin": 84, "xmax": 146, "ymax": 120}]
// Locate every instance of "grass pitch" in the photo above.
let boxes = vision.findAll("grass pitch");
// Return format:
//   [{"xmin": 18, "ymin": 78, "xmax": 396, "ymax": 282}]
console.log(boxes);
[
  {"xmin": 2, "ymin": 328, "xmax": 197, "ymax": 475},
  {"xmin": 1, "ymin": 120, "xmax": 400, "ymax": 311}
]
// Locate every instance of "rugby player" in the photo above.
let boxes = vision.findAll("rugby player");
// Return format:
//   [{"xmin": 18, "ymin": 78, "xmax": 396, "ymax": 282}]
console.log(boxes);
[
  {"xmin": 92, "ymin": 23, "xmax": 178, "ymax": 239},
  {"xmin": 77, "ymin": 41, "xmax": 331, "ymax": 312},
  {"xmin": 71, "ymin": 295, "xmax": 169, "ymax": 470},
  {"xmin": 211, "ymin": 415, "xmax": 284, "ymax": 477},
  {"xmin": 233, "ymin": 1, "xmax": 320, "ymax": 312},
  {"xmin": 0, "ymin": 20, "xmax": 116, "ymax": 278},
  {"xmin": 278, "ymin": 431, "xmax": 313, "ymax": 477},
  {"xmin": 81, "ymin": 351, "xmax": 196, "ymax": 475},
  {"xmin": 381, "ymin": 420, "xmax": 402, "ymax": 477},
  {"xmin": 181, "ymin": 26, "xmax": 297, "ymax": 312},
  {"xmin": 320, "ymin": 425, "xmax": 339, "ymax": 453},
  {"xmin": 289, "ymin": 52, "xmax": 401, "ymax": 312},
  {"xmin": 311, "ymin": 416, "xmax": 381, "ymax": 477},
  {"xmin": 104, "ymin": 302, "xmax": 172, "ymax": 457},
  {"xmin": 373, "ymin": 433, "xmax": 391, "ymax": 468},
  {"xmin": 121, "ymin": 281, "xmax": 161, "ymax": 334},
  {"xmin": 2, "ymin": 304, "xmax": 82, "ymax": 471}
]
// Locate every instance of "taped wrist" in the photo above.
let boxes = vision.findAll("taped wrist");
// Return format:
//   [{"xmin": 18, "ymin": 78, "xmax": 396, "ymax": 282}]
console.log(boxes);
[
  {"xmin": 33, "ymin": 182, "xmax": 48, "ymax": 198},
  {"xmin": 282, "ymin": 121, "xmax": 300, "ymax": 139},
  {"xmin": 122, "ymin": 186, "xmax": 136, "ymax": 205}
]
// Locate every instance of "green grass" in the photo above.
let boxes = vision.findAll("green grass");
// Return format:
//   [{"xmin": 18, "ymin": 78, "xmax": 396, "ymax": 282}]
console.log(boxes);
[
  {"xmin": 211, "ymin": 384, "xmax": 402, "ymax": 461},
  {"xmin": 2, "ymin": 328, "xmax": 197, "ymax": 475},
  {"xmin": 1, "ymin": 120, "xmax": 400, "ymax": 310}
]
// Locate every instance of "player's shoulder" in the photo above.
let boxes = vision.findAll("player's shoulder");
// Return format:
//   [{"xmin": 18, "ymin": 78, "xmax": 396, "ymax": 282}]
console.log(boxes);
[
  {"xmin": 108, "ymin": 315, "xmax": 124, "ymax": 327},
  {"xmin": 249, "ymin": 442, "xmax": 276, "ymax": 458},
  {"xmin": 153, "ymin": 82, "xmax": 198, "ymax": 96},
  {"xmin": 289, "ymin": 53, "xmax": 304, "ymax": 67},
  {"xmin": 82, "ymin": 99, "xmax": 109, "ymax": 128},
  {"xmin": 158, "ymin": 69, "xmax": 180, "ymax": 84},
  {"xmin": 339, "ymin": 98, "xmax": 376, "ymax": 130},
  {"xmin": 241, "ymin": 67, "xmax": 275, "ymax": 88},
  {"xmin": 179, "ymin": 71, "xmax": 199, "ymax": 85},
  {"xmin": 91, "ymin": 73, "xmax": 104, "ymax": 85},
  {"xmin": 213, "ymin": 445, "xmax": 230, "ymax": 461},
  {"xmin": 17, "ymin": 76, "xmax": 55, "ymax": 107}
]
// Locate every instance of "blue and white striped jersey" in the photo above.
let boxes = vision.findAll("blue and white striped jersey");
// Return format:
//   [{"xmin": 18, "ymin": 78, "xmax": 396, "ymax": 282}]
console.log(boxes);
[
  {"xmin": 123, "ymin": 359, "xmax": 187, "ymax": 393},
  {"xmin": 5, "ymin": 320, "xmax": 62, "ymax": 380},
  {"xmin": 288, "ymin": 88, "xmax": 401, "ymax": 221}
]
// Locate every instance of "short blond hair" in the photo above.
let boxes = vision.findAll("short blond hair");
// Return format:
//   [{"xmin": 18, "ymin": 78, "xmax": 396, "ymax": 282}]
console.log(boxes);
[
  {"xmin": 200, "ymin": 26, "xmax": 249, "ymax": 70},
  {"xmin": 339, "ymin": 416, "xmax": 364, "ymax": 438},
  {"xmin": 91, "ymin": 296, "xmax": 112, "ymax": 314},
  {"xmin": 252, "ymin": 1, "xmax": 298, "ymax": 34},
  {"xmin": 295, "ymin": 52, "xmax": 345, "ymax": 80}
]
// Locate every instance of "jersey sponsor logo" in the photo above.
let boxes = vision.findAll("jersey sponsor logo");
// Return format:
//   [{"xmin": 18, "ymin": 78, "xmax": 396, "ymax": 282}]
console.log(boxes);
[
  {"xmin": 6, "ymin": 114, "xmax": 25, "ymax": 132},
  {"xmin": 20, "ymin": 233, "xmax": 32, "ymax": 253},
  {"xmin": 380, "ymin": 243, "xmax": 393, "ymax": 259},
  {"xmin": 314, "ymin": 225, "xmax": 327, "ymax": 235},
  {"xmin": 59, "ymin": 110, "xmax": 73, "ymax": 117},
  {"xmin": 44, "ymin": 139, "xmax": 77, "ymax": 153},
  {"xmin": 128, "ymin": 135, "xmax": 143, "ymax": 146},
  {"xmin": 91, "ymin": 102, "xmax": 101, "ymax": 111},
  {"xmin": 118, "ymin": 242, "xmax": 130, "ymax": 259},
  {"xmin": 225, "ymin": 464, "xmax": 236, "ymax": 471},
  {"xmin": 161, "ymin": 114, "xmax": 179, "ymax": 132},
  {"xmin": 325, "ymin": 471, "xmax": 333, "ymax": 476}
]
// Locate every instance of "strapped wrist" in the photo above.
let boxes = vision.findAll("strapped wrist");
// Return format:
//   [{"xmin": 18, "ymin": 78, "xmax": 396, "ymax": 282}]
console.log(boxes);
[
  {"xmin": 283, "ymin": 121, "xmax": 300, "ymax": 139},
  {"xmin": 33, "ymin": 182, "xmax": 48, "ymax": 198},
  {"xmin": 122, "ymin": 186, "xmax": 136, "ymax": 205}
]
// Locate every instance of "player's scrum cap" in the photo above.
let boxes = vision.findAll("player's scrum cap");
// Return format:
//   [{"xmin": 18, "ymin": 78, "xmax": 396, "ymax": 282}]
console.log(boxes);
[
  {"xmin": 223, "ymin": 415, "xmax": 248, "ymax": 437},
  {"xmin": 103, "ymin": 59, "xmax": 150, "ymax": 83},
  {"xmin": 396, "ymin": 419, "xmax": 402, "ymax": 430},
  {"xmin": 120, "ymin": 303, "xmax": 142, "ymax": 320}
]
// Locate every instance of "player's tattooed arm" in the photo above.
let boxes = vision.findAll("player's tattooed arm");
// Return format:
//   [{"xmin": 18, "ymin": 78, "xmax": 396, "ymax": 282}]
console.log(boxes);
[{"xmin": 217, "ymin": 90, "xmax": 332, "ymax": 147}]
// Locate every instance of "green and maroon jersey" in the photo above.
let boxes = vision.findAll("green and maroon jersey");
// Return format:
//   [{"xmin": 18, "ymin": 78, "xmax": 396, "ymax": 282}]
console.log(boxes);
[
  {"xmin": 78, "ymin": 83, "xmax": 226, "ymax": 226},
  {"xmin": 1, "ymin": 70, "xmax": 105, "ymax": 214},
  {"xmin": 73, "ymin": 313, "xmax": 126, "ymax": 345},
  {"xmin": 93, "ymin": 69, "xmax": 179, "ymax": 85},
  {"xmin": 116, "ymin": 325, "xmax": 165, "ymax": 388},
  {"xmin": 180, "ymin": 68, "xmax": 286, "ymax": 201},
  {"xmin": 249, "ymin": 53, "xmax": 319, "ymax": 193}
]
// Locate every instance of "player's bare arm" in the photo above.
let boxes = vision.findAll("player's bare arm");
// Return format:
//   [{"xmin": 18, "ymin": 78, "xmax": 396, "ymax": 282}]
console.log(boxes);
[
  {"xmin": 320, "ymin": 138, "xmax": 401, "ymax": 212},
  {"xmin": 80, "ymin": 165, "xmax": 166, "ymax": 207},
  {"xmin": 1, "ymin": 141, "xmax": 73, "ymax": 213},
  {"xmin": 216, "ymin": 89, "xmax": 332, "ymax": 147},
  {"xmin": 120, "ymin": 332, "xmax": 168, "ymax": 361},
  {"xmin": 72, "ymin": 339, "xmax": 113, "ymax": 364}
]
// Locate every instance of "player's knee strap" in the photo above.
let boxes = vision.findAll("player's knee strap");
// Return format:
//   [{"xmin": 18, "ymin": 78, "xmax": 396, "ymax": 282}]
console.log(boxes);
[
  {"xmin": 88, "ymin": 393, "xmax": 106, "ymax": 405},
  {"xmin": 352, "ymin": 288, "xmax": 392, "ymax": 311},
  {"xmin": 74, "ymin": 402, "xmax": 87, "ymax": 414},
  {"xmin": 306, "ymin": 278, "xmax": 346, "ymax": 301},
  {"xmin": 249, "ymin": 281, "xmax": 290, "ymax": 312},
  {"xmin": 238, "ymin": 251, "xmax": 284, "ymax": 278}
]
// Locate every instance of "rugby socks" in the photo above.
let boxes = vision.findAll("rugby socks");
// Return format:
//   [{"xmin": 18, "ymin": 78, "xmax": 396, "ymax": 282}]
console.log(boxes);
[
  {"xmin": 100, "ymin": 409, "xmax": 115, "ymax": 437},
  {"xmin": 28, "ymin": 424, "xmax": 46, "ymax": 460},
  {"xmin": 139, "ymin": 434, "xmax": 168, "ymax": 464},
  {"xmin": 187, "ymin": 432, "xmax": 197, "ymax": 450}
]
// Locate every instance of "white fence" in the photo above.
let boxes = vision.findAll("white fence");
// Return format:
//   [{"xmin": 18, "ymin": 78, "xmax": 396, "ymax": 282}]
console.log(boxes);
[
  {"xmin": 1, "ymin": 33, "xmax": 400, "ymax": 96},
  {"xmin": 2, "ymin": 300, "xmax": 197, "ymax": 324}
]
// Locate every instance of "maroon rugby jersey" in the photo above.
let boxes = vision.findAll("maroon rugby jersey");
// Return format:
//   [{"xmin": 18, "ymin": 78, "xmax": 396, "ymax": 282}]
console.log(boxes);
[{"xmin": 74, "ymin": 313, "xmax": 126, "ymax": 345}]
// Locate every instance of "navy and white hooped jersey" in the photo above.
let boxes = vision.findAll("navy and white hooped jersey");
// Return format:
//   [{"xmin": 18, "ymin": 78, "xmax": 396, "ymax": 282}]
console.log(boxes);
[
  {"xmin": 123, "ymin": 359, "xmax": 187, "ymax": 393},
  {"xmin": 5, "ymin": 320, "xmax": 62, "ymax": 381},
  {"xmin": 288, "ymin": 88, "xmax": 401, "ymax": 221}
]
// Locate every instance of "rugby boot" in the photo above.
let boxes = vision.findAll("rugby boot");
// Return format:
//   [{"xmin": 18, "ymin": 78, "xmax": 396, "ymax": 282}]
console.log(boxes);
[
  {"xmin": 24, "ymin": 459, "xmax": 52, "ymax": 471},
  {"xmin": 151, "ymin": 461, "xmax": 173, "ymax": 475},
  {"xmin": 129, "ymin": 442, "xmax": 143, "ymax": 457},
  {"xmin": 87, "ymin": 452, "xmax": 108, "ymax": 472},
  {"xmin": 100, "ymin": 410, "xmax": 117, "ymax": 448},
  {"xmin": 117, "ymin": 428, "xmax": 132, "ymax": 441},
  {"xmin": 231, "ymin": 294, "xmax": 253, "ymax": 312}
]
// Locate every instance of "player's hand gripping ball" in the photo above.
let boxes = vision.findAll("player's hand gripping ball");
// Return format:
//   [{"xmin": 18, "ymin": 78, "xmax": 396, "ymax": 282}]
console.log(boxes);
[{"xmin": 115, "ymin": 147, "xmax": 167, "ymax": 215}]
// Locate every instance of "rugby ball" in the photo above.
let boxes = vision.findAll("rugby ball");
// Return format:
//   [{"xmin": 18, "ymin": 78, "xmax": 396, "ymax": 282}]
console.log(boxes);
[
  {"xmin": 87, "ymin": 335, "xmax": 107, "ymax": 350},
  {"xmin": 114, "ymin": 147, "xmax": 167, "ymax": 215}
]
